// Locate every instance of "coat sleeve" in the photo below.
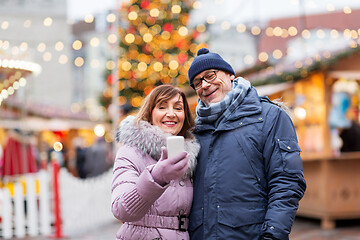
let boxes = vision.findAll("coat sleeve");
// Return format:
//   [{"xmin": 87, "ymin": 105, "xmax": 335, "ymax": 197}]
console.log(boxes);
[
  {"xmin": 111, "ymin": 148, "xmax": 168, "ymax": 222},
  {"xmin": 261, "ymin": 106, "xmax": 306, "ymax": 240}
]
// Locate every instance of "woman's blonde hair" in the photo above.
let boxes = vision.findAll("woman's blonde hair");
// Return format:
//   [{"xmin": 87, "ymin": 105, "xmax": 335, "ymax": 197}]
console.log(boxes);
[{"xmin": 136, "ymin": 85, "xmax": 195, "ymax": 138}]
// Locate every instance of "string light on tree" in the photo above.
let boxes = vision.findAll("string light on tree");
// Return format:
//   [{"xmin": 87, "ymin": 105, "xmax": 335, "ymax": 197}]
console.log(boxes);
[{"xmin": 101, "ymin": 0, "xmax": 204, "ymax": 110}]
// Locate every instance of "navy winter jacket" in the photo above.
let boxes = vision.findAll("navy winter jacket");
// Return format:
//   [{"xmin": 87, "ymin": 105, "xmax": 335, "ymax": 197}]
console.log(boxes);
[{"xmin": 189, "ymin": 87, "xmax": 306, "ymax": 240}]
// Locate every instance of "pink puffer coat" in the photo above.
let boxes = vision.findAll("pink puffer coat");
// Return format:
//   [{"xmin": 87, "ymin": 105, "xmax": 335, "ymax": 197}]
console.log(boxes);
[{"xmin": 111, "ymin": 116, "xmax": 200, "ymax": 240}]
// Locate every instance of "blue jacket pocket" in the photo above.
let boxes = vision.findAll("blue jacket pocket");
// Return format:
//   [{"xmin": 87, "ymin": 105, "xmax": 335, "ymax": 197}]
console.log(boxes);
[
  {"xmin": 278, "ymin": 140, "xmax": 303, "ymax": 173},
  {"xmin": 218, "ymin": 203, "xmax": 265, "ymax": 228}
]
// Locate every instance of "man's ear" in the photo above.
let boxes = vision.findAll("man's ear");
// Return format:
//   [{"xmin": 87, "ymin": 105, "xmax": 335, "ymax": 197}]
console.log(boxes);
[{"xmin": 230, "ymin": 75, "xmax": 235, "ymax": 80}]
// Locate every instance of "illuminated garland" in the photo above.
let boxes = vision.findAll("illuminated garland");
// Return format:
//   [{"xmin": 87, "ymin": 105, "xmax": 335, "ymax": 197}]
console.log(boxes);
[
  {"xmin": 248, "ymin": 46, "xmax": 360, "ymax": 86},
  {"xmin": 0, "ymin": 58, "xmax": 41, "ymax": 105}
]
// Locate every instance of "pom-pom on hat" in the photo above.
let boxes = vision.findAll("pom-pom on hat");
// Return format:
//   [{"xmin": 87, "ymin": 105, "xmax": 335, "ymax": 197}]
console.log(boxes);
[{"xmin": 188, "ymin": 48, "xmax": 235, "ymax": 89}]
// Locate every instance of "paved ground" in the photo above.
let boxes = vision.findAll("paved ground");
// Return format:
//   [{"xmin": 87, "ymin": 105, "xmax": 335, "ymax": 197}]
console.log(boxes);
[
  {"xmin": 290, "ymin": 217, "xmax": 360, "ymax": 240},
  {"xmin": 11, "ymin": 217, "xmax": 360, "ymax": 239}
]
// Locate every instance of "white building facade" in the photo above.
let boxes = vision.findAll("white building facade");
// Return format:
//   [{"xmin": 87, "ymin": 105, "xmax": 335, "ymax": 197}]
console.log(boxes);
[{"xmin": 0, "ymin": 0, "xmax": 73, "ymax": 109}]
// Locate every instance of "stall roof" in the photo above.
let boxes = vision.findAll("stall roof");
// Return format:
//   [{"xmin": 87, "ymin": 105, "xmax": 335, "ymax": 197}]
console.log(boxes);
[
  {"xmin": 328, "ymin": 70, "xmax": 360, "ymax": 80},
  {"xmin": 0, "ymin": 117, "xmax": 108, "ymax": 131},
  {"xmin": 255, "ymin": 82, "xmax": 293, "ymax": 96},
  {"xmin": 2, "ymin": 96, "xmax": 90, "ymax": 120}
]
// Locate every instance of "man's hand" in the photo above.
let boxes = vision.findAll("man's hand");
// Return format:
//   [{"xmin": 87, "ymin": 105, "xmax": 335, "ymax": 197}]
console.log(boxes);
[{"xmin": 262, "ymin": 233, "xmax": 279, "ymax": 240}]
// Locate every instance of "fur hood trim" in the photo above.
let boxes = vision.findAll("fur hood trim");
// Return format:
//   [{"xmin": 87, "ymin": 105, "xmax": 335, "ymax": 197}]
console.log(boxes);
[{"xmin": 116, "ymin": 116, "xmax": 200, "ymax": 176}]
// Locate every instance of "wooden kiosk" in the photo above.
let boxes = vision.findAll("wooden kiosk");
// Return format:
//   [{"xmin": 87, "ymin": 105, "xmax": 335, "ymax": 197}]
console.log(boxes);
[{"xmin": 254, "ymin": 49, "xmax": 360, "ymax": 229}]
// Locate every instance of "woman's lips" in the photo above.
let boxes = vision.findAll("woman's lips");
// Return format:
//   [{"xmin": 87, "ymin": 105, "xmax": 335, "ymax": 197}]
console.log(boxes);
[{"xmin": 162, "ymin": 121, "xmax": 176, "ymax": 127}]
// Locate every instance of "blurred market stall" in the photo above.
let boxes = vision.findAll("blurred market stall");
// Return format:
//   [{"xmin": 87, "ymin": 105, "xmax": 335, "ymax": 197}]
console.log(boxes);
[{"xmin": 245, "ymin": 11, "xmax": 360, "ymax": 229}]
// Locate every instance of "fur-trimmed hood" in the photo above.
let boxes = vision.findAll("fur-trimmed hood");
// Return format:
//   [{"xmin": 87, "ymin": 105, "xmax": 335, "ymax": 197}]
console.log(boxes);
[{"xmin": 116, "ymin": 116, "xmax": 200, "ymax": 176}]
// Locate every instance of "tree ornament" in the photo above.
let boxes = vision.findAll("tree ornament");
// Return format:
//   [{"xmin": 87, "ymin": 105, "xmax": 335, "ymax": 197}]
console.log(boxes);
[
  {"xmin": 140, "ymin": 0, "xmax": 150, "ymax": 9},
  {"xmin": 163, "ymin": 23, "xmax": 173, "ymax": 33}
]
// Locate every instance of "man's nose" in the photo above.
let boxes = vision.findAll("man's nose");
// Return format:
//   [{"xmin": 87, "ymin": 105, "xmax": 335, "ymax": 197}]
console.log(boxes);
[{"xmin": 201, "ymin": 79, "xmax": 211, "ymax": 88}]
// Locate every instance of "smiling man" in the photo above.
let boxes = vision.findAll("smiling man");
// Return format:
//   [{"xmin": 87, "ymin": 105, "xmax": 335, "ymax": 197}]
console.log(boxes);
[{"xmin": 187, "ymin": 48, "xmax": 306, "ymax": 240}]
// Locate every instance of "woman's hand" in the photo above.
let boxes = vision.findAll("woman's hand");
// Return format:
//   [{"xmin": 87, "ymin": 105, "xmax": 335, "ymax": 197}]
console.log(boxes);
[{"xmin": 151, "ymin": 147, "xmax": 189, "ymax": 186}]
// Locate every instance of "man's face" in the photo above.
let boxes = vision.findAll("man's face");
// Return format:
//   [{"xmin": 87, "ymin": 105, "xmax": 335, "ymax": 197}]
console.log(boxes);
[{"xmin": 194, "ymin": 69, "xmax": 234, "ymax": 106}]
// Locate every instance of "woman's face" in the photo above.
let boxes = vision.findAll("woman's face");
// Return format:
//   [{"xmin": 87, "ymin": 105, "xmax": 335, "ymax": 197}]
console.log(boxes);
[{"xmin": 151, "ymin": 94, "xmax": 185, "ymax": 135}]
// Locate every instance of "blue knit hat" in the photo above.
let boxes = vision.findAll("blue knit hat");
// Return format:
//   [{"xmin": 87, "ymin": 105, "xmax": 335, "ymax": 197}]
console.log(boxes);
[{"xmin": 188, "ymin": 48, "xmax": 235, "ymax": 89}]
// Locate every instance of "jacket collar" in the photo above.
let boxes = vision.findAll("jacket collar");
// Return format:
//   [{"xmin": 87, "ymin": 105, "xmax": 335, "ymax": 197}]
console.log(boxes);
[
  {"xmin": 116, "ymin": 116, "xmax": 200, "ymax": 176},
  {"xmin": 195, "ymin": 87, "xmax": 262, "ymax": 132}
]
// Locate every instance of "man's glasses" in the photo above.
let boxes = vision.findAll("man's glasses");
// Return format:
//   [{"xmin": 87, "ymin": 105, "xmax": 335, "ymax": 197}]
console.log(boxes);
[{"xmin": 192, "ymin": 70, "xmax": 218, "ymax": 90}]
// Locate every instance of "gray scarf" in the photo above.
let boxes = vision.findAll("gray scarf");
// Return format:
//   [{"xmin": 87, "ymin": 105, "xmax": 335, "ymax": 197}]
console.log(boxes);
[{"xmin": 196, "ymin": 77, "xmax": 251, "ymax": 126}]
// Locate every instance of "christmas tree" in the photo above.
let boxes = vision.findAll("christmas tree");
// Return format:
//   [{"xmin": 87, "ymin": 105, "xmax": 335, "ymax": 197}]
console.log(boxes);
[{"xmin": 102, "ymin": 0, "xmax": 204, "ymax": 110}]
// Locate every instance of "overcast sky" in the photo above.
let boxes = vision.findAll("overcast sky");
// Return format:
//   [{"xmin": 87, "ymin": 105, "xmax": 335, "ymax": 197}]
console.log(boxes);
[
  {"xmin": 189, "ymin": 0, "xmax": 360, "ymax": 26},
  {"xmin": 67, "ymin": 0, "xmax": 360, "ymax": 23},
  {"xmin": 67, "ymin": 0, "xmax": 121, "ymax": 20}
]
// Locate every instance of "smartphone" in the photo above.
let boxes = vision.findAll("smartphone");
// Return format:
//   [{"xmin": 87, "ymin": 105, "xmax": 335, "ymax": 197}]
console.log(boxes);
[{"xmin": 166, "ymin": 136, "xmax": 185, "ymax": 158}]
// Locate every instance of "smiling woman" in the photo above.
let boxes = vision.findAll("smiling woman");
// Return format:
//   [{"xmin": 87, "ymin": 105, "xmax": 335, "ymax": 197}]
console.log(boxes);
[
  {"xmin": 136, "ymin": 84, "xmax": 194, "ymax": 138},
  {"xmin": 151, "ymin": 93, "xmax": 185, "ymax": 136},
  {"xmin": 110, "ymin": 84, "xmax": 200, "ymax": 240}
]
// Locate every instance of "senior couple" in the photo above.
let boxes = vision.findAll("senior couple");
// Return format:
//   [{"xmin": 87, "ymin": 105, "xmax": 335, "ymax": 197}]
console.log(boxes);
[{"xmin": 111, "ymin": 48, "xmax": 306, "ymax": 240}]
